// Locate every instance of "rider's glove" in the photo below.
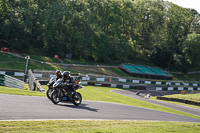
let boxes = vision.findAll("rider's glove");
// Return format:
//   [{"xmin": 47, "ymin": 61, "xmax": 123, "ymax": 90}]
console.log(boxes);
[{"xmin": 63, "ymin": 82, "xmax": 70, "ymax": 86}]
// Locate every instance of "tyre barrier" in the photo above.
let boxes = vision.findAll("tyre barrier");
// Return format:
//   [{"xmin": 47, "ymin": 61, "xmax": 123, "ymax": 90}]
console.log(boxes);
[{"xmin": 157, "ymin": 96, "xmax": 200, "ymax": 106}]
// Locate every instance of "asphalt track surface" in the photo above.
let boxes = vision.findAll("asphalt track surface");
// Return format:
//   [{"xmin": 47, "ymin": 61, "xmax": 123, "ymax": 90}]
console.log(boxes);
[{"xmin": 0, "ymin": 93, "xmax": 200, "ymax": 122}]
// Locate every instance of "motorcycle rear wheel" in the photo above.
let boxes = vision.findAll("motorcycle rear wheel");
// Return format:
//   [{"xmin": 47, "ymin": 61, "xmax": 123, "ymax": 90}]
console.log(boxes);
[
  {"xmin": 51, "ymin": 91, "xmax": 60, "ymax": 104},
  {"xmin": 72, "ymin": 92, "xmax": 82, "ymax": 106}
]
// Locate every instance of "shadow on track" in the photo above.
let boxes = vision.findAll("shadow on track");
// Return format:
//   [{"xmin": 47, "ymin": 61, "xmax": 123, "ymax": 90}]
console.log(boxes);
[{"xmin": 57, "ymin": 103, "xmax": 99, "ymax": 112}]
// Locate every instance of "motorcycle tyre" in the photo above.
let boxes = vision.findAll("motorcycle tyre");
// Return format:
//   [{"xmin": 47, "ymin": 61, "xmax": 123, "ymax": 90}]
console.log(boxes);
[
  {"xmin": 72, "ymin": 92, "xmax": 82, "ymax": 106},
  {"xmin": 46, "ymin": 88, "xmax": 53, "ymax": 100},
  {"xmin": 51, "ymin": 91, "xmax": 60, "ymax": 104}
]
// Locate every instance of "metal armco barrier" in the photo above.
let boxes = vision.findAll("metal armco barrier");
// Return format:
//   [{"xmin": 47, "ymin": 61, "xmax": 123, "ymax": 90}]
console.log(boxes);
[
  {"xmin": 0, "ymin": 74, "xmax": 24, "ymax": 89},
  {"xmin": 79, "ymin": 81, "xmax": 146, "ymax": 90},
  {"xmin": 0, "ymin": 71, "xmax": 24, "ymax": 77},
  {"xmin": 79, "ymin": 74, "xmax": 200, "ymax": 90},
  {"xmin": 156, "ymin": 87, "xmax": 200, "ymax": 91}
]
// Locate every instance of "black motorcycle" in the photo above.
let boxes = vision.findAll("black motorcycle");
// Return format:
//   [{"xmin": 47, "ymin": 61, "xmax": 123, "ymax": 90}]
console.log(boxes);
[
  {"xmin": 51, "ymin": 78, "xmax": 82, "ymax": 106},
  {"xmin": 46, "ymin": 77, "xmax": 56, "ymax": 100}
]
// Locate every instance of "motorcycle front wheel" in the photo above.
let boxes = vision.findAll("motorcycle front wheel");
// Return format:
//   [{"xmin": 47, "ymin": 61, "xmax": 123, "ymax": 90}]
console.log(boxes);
[
  {"xmin": 51, "ymin": 91, "xmax": 60, "ymax": 104},
  {"xmin": 46, "ymin": 88, "xmax": 53, "ymax": 100},
  {"xmin": 72, "ymin": 92, "xmax": 82, "ymax": 106}
]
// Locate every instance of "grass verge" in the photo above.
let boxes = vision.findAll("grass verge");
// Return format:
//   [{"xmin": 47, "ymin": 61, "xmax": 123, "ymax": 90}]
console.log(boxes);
[
  {"xmin": 0, "ymin": 120, "xmax": 199, "ymax": 133},
  {"xmin": 161, "ymin": 93, "xmax": 200, "ymax": 102},
  {"xmin": 0, "ymin": 86, "xmax": 45, "ymax": 97},
  {"xmin": 151, "ymin": 96, "xmax": 200, "ymax": 110}
]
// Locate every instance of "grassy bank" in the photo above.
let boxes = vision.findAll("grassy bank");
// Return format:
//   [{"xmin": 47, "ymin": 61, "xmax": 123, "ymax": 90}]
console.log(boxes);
[
  {"xmin": 2, "ymin": 51, "xmax": 200, "ymax": 80},
  {"xmin": 0, "ymin": 52, "xmax": 64, "ymax": 71},
  {"xmin": 0, "ymin": 120, "xmax": 199, "ymax": 133},
  {"xmin": 0, "ymin": 52, "xmax": 127, "ymax": 77},
  {"xmin": 173, "ymin": 73, "xmax": 200, "ymax": 81}
]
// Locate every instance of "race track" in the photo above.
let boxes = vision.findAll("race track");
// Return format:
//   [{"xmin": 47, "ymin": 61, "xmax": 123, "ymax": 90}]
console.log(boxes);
[
  {"xmin": 0, "ymin": 94, "xmax": 199, "ymax": 122},
  {"xmin": 111, "ymin": 89, "xmax": 200, "ymax": 117}
]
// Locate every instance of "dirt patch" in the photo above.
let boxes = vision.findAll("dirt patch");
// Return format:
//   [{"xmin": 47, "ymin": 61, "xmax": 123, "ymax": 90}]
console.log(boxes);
[{"xmin": 67, "ymin": 66, "xmax": 124, "ymax": 77}]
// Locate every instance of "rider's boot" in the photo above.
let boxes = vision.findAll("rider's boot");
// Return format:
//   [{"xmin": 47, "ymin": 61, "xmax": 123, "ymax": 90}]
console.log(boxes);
[{"xmin": 62, "ymin": 88, "xmax": 68, "ymax": 96}]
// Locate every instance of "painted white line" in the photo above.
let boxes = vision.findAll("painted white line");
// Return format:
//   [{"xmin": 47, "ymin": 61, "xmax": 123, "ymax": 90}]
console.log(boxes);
[{"xmin": 0, "ymin": 119, "xmax": 180, "ymax": 122}]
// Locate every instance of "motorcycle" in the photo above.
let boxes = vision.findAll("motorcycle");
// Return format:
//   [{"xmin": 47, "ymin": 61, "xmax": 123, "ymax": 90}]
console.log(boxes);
[
  {"xmin": 51, "ymin": 78, "xmax": 82, "ymax": 106},
  {"xmin": 46, "ymin": 77, "xmax": 56, "ymax": 100}
]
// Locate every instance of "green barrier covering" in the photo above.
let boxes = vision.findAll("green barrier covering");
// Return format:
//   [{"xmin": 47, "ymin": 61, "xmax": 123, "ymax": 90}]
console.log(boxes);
[
  {"xmin": 129, "ymin": 86, "xmax": 137, "ymax": 89},
  {"xmin": 0, "ymin": 74, "xmax": 5, "ymax": 79},
  {"xmin": 116, "ymin": 85, "xmax": 123, "ymax": 88},
  {"xmin": 0, "ymin": 74, "xmax": 5, "ymax": 86},
  {"xmin": 5, "ymin": 71, "xmax": 15, "ymax": 76},
  {"xmin": 174, "ymin": 87, "xmax": 178, "ymax": 91}
]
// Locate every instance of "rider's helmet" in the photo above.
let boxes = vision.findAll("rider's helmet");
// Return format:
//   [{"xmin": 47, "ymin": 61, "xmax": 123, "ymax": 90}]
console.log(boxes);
[
  {"xmin": 62, "ymin": 71, "xmax": 70, "ymax": 79},
  {"xmin": 56, "ymin": 70, "xmax": 62, "ymax": 78}
]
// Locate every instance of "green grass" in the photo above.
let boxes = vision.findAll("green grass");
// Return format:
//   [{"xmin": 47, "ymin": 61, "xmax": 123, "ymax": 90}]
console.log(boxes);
[
  {"xmin": 41, "ymin": 85, "xmax": 48, "ymax": 91},
  {"xmin": 0, "ymin": 53, "xmax": 26, "ymax": 71},
  {"xmin": 0, "ymin": 120, "xmax": 199, "ymax": 133},
  {"xmin": 66, "ymin": 65, "xmax": 131, "ymax": 77},
  {"xmin": 108, "ymin": 67, "xmax": 132, "ymax": 77},
  {"xmin": 63, "ymin": 58, "xmax": 120, "ymax": 65},
  {"xmin": 63, "ymin": 58, "xmax": 95, "ymax": 65}
]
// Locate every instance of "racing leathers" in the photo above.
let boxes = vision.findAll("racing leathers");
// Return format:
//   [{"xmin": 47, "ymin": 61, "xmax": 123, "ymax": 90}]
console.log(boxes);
[{"xmin": 62, "ymin": 76, "xmax": 75, "ymax": 95}]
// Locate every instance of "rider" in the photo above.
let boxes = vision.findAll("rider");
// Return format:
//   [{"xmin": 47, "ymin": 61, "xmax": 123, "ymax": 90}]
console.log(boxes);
[
  {"xmin": 56, "ymin": 70, "xmax": 62, "ymax": 80},
  {"xmin": 62, "ymin": 71, "xmax": 75, "ymax": 95}
]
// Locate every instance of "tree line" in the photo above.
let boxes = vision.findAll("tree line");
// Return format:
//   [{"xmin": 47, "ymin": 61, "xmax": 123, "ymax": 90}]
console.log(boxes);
[{"xmin": 0, "ymin": 0, "xmax": 200, "ymax": 72}]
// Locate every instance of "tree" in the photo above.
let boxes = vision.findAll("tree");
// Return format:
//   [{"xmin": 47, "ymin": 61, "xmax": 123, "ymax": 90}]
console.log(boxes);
[
  {"xmin": 163, "ymin": 2, "xmax": 194, "ymax": 71},
  {"xmin": 181, "ymin": 33, "xmax": 200, "ymax": 70},
  {"xmin": 1, "ymin": 0, "xmax": 200, "ymax": 67}
]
